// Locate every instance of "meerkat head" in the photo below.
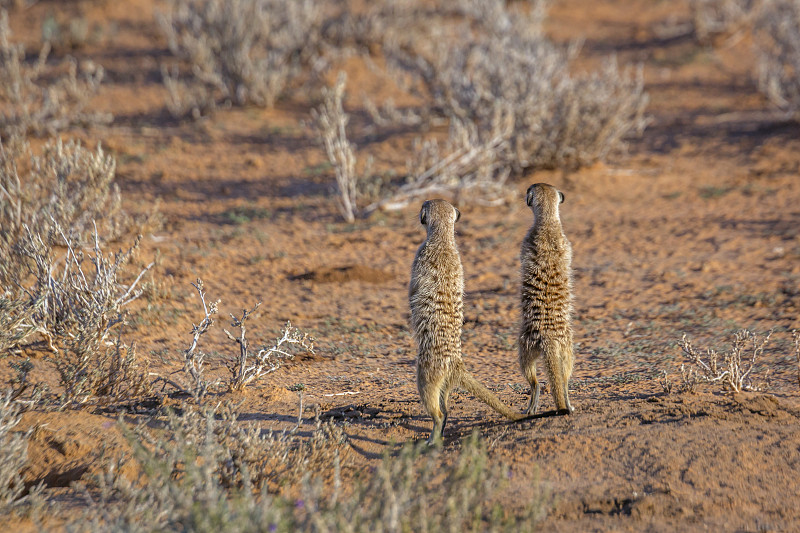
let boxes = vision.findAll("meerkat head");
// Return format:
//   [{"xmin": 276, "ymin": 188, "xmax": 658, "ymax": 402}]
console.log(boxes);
[
  {"xmin": 419, "ymin": 199, "xmax": 460, "ymax": 232},
  {"xmin": 525, "ymin": 183, "xmax": 564, "ymax": 220}
]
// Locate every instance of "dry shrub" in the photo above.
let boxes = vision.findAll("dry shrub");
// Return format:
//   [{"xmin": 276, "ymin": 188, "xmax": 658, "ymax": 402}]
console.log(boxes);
[
  {"xmin": 397, "ymin": 1, "xmax": 647, "ymax": 170},
  {"xmin": 311, "ymin": 72, "xmax": 359, "ymax": 223},
  {"xmin": 169, "ymin": 279, "xmax": 217, "ymax": 400},
  {"xmin": 224, "ymin": 307, "xmax": 313, "ymax": 392},
  {"xmin": 368, "ymin": 117, "xmax": 512, "ymax": 212},
  {"xmin": 0, "ymin": 295, "xmax": 43, "ymax": 356},
  {"xmin": 0, "ymin": 392, "xmax": 29, "ymax": 512},
  {"xmin": 366, "ymin": 0, "xmax": 648, "ymax": 209},
  {"xmin": 0, "ymin": 137, "xmax": 132, "ymax": 254},
  {"xmin": 80, "ymin": 402, "xmax": 347, "ymax": 531},
  {"xmin": 679, "ymin": 329, "xmax": 771, "ymax": 392},
  {"xmin": 55, "ymin": 335, "xmax": 151, "ymax": 409},
  {"xmin": 157, "ymin": 280, "xmax": 313, "ymax": 398},
  {"xmin": 688, "ymin": 1, "xmax": 800, "ymax": 117},
  {"xmin": 0, "ymin": 136, "xmax": 155, "ymax": 407},
  {"xmin": 0, "ymin": 226, "xmax": 147, "ymax": 352},
  {"xmin": 158, "ymin": 0, "xmax": 323, "ymax": 118},
  {"xmin": 79, "ymin": 411, "xmax": 544, "ymax": 532},
  {"xmin": 754, "ymin": 0, "xmax": 800, "ymax": 115},
  {"xmin": 691, "ymin": 0, "xmax": 759, "ymax": 44},
  {"xmin": 304, "ymin": 432, "xmax": 547, "ymax": 531},
  {"xmin": 0, "ymin": 10, "xmax": 110, "ymax": 138},
  {"xmin": 0, "ymin": 226, "xmax": 153, "ymax": 407}
]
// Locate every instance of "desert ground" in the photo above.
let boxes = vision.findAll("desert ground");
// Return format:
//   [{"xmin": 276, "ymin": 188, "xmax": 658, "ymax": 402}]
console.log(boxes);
[{"xmin": 2, "ymin": 0, "xmax": 800, "ymax": 531}]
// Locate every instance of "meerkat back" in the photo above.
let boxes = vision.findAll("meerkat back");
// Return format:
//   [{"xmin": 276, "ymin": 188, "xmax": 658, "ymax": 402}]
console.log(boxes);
[{"xmin": 518, "ymin": 183, "xmax": 575, "ymax": 415}]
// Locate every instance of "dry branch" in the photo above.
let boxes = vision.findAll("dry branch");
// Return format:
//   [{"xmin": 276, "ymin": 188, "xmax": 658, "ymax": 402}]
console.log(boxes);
[
  {"xmin": 161, "ymin": 279, "xmax": 218, "ymax": 400},
  {"xmin": 679, "ymin": 329, "xmax": 771, "ymax": 392},
  {"xmin": 224, "ymin": 308, "xmax": 314, "ymax": 391},
  {"xmin": 312, "ymin": 72, "xmax": 358, "ymax": 222},
  {"xmin": 793, "ymin": 329, "xmax": 800, "ymax": 389}
]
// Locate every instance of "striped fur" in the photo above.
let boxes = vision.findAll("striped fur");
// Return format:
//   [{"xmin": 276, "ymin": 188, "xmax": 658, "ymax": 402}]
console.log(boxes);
[
  {"xmin": 410, "ymin": 199, "xmax": 522, "ymax": 444},
  {"xmin": 518, "ymin": 183, "xmax": 575, "ymax": 415}
]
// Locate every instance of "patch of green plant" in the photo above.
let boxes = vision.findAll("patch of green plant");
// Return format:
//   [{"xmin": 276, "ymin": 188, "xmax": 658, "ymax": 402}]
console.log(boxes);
[
  {"xmin": 303, "ymin": 161, "xmax": 334, "ymax": 176},
  {"xmin": 699, "ymin": 185, "xmax": 733, "ymax": 199},
  {"xmin": 220, "ymin": 206, "xmax": 272, "ymax": 225}
]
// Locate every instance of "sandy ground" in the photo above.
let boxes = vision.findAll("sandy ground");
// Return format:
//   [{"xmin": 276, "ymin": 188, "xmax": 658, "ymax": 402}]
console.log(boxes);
[{"xmin": 3, "ymin": 0, "xmax": 800, "ymax": 530}]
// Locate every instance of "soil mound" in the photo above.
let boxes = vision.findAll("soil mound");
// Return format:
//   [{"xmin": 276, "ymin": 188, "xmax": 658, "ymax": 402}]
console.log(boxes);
[
  {"xmin": 19, "ymin": 411, "xmax": 137, "ymax": 489},
  {"xmin": 290, "ymin": 265, "xmax": 394, "ymax": 284}
]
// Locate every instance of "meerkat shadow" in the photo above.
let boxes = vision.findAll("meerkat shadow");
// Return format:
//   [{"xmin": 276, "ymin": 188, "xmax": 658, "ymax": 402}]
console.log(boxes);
[{"xmin": 515, "ymin": 408, "xmax": 572, "ymax": 422}]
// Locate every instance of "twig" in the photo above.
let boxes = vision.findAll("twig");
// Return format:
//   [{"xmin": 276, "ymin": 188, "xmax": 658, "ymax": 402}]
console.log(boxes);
[{"xmin": 793, "ymin": 330, "xmax": 800, "ymax": 389}]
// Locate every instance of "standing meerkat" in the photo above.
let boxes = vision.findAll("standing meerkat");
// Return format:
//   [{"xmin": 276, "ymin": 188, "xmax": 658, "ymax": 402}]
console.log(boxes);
[
  {"xmin": 410, "ymin": 199, "xmax": 523, "ymax": 444},
  {"xmin": 518, "ymin": 183, "xmax": 575, "ymax": 415}
]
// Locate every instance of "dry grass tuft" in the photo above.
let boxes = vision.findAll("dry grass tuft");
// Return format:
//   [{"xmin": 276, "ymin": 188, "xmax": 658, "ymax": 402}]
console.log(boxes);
[
  {"xmin": 158, "ymin": 0, "xmax": 322, "ymax": 118},
  {"xmin": 77, "ymin": 408, "xmax": 544, "ymax": 532},
  {"xmin": 304, "ymin": 432, "xmax": 547, "ymax": 531},
  {"xmin": 79, "ymin": 401, "xmax": 348, "ymax": 531},
  {"xmin": 691, "ymin": 0, "xmax": 758, "ymax": 44},
  {"xmin": 0, "ymin": 10, "xmax": 110, "ymax": 138},
  {"xmin": 754, "ymin": 0, "xmax": 800, "ymax": 115}
]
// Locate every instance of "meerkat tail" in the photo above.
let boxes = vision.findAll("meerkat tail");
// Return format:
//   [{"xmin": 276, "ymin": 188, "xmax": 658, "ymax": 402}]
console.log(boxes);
[
  {"xmin": 545, "ymin": 344, "xmax": 574, "ymax": 414},
  {"xmin": 458, "ymin": 371, "xmax": 524, "ymax": 421}
]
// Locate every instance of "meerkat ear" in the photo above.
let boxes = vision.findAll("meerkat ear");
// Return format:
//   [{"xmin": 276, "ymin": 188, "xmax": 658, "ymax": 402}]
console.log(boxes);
[
  {"xmin": 454, "ymin": 207, "xmax": 461, "ymax": 222},
  {"xmin": 559, "ymin": 191, "xmax": 565, "ymax": 204},
  {"xmin": 526, "ymin": 188, "xmax": 534, "ymax": 207},
  {"xmin": 420, "ymin": 208, "xmax": 427, "ymax": 225}
]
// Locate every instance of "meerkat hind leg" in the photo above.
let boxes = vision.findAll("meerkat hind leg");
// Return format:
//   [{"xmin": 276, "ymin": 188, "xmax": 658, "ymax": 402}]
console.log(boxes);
[
  {"xmin": 522, "ymin": 359, "xmax": 541, "ymax": 416},
  {"xmin": 438, "ymin": 389, "xmax": 449, "ymax": 438},
  {"xmin": 563, "ymin": 381, "xmax": 574, "ymax": 414},
  {"xmin": 560, "ymin": 349, "xmax": 574, "ymax": 414},
  {"xmin": 420, "ymin": 374, "xmax": 446, "ymax": 444},
  {"xmin": 527, "ymin": 378, "xmax": 541, "ymax": 416},
  {"xmin": 428, "ymin": 417, "xmax": 444, "ymax": 445}
]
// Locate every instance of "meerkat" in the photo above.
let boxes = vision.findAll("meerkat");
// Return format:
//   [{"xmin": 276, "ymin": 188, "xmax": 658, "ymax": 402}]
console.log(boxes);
[
  {"xmin": 409, "ymin": 199, "xmax": 523, "ymax": 444},
  {"xmin": 518, "ymin": 183, "xmax": 575, "ymax": 415}
]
